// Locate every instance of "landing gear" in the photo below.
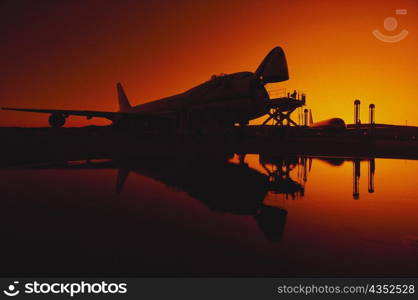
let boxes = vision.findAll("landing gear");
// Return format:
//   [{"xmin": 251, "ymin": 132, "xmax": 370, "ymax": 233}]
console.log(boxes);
[{"xmin": 48, "ymin": 113, "xmax": 66, "ymax": 128}]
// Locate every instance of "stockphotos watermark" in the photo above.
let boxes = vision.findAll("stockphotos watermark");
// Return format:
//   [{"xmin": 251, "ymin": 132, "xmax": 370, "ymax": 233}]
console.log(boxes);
[
  {"xmin": 372, "ymin": 9, "xmax": 408, "ymax": 43},
  {"xmin": 2, "ymin": 280, "xmax": 128, "ymax": 297}
]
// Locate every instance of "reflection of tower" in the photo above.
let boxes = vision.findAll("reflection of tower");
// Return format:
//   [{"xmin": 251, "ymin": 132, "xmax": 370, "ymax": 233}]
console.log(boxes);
[
  {"xmin": 354, "ymin": 99, "xmax": 361, "ymax": 125},
  {"xmin": 301, "ymin": 157, "xmax": 308, "ymax": 183},
  {"xmin": 352, "ymin": 159, "xmax": 361, "ymax": 199},
  {"xmin": 369, "ymin": 104, "xmax": 375, "ymax": 126},
  {"xmin": 296, "ymin": 156, "xmax": 310, "ymax": 185},
  {"xmin": 368, "ymin": 159, "xmax": 375, "ymax": 193}
]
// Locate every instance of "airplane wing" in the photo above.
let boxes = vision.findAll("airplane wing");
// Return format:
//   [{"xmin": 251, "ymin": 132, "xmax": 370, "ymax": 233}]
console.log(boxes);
[
  {"xmin": 2, "ymin": 84, "xmax": 175, "ymax": 127},
  {"xmin": 2, "ymin": 107, "xmax": 124, "ymax": 121},
  {"xmin": 2, "ymin": 106, "xmax": 175, "ymax": 128}
]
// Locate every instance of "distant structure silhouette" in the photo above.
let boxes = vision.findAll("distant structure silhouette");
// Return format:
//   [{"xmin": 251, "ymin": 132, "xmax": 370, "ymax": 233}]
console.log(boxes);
[
  {"xmin": 303, "ymin": 109, "xmax": 309, "ymax": 127},
  {"xmin": 369, "ymin": 104, "xmax": 375, "ymax": 126},
  {"xmin": 354, "ymin": 99, "xmax": 361, "ymax": 125}
]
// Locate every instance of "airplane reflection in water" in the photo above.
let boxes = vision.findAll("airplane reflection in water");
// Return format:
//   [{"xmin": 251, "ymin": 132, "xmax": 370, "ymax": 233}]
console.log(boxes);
[
  {"xmin": 17, "ymin": 153, "xmax": 377, "ymax": 241},
  {"xmin": 23, "ymin": 154, "xmax": 289, "ymax": 242},
  {"xmin": 258, "ymin": 154, "xmax": 308, "ymax": 199}
]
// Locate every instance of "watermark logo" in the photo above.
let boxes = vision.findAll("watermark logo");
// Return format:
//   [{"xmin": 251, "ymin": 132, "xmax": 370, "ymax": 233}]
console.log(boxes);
[
  {"xmin": 373, "ymin": 9, "xmax": 408, "ymax": 43},
  {"xmin": 3, "ymin": 281, "xmax": 127, "ymax": 297},
  {"xmin": 3, "ymin": 281, "xmax": 20, "ymax": 297}
]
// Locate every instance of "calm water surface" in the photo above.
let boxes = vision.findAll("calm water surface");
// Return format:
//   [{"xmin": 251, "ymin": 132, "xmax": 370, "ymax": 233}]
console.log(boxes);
[{"xmin": 0, "ymin": 154, "xmax": 417, "ymax": 276}]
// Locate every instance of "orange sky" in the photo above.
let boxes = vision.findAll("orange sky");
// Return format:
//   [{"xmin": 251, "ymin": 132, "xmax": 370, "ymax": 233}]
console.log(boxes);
[{"xmin": 0, "ymin": 0, "xmax": 417, "ymax": 127}]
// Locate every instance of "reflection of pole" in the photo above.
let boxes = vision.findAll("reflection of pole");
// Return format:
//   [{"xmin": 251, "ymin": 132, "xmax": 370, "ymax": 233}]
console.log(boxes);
[
  {"xmin": 353, "ymin": 160, "xmax": 360, "ymax": 199},
  {"xmin": 368, "ymin": 159, "xmax": 375, "ymax": 193},
  {"xmin": 302, "ymin": 157, "xmax": 308, "ymax": 182}
]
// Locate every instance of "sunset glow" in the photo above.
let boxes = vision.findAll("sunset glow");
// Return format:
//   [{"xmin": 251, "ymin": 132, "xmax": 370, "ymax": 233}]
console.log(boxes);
[{"xmin": 1, "ymin": 0, "xmax": 417, "ymax": 127}]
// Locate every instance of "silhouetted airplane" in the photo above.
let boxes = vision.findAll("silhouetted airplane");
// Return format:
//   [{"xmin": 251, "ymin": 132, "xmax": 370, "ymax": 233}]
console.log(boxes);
[{"xmin": 2, "ymin": 47, "xmax": 289, "ymax": 129}]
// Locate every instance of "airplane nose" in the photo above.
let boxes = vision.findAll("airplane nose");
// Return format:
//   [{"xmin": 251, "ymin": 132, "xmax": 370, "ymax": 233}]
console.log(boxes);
[{"xmin": 255, "ymin": 47, "xmax": 289, "ymax": 84}]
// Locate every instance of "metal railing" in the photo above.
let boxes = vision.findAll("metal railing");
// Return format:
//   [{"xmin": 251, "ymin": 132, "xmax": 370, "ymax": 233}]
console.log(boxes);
[
  {"xmin": 267, "ymin": 88, "xmax": 306, "ymax": 102},
  {"xmin": 267, "ymin": 88, "xmax": 287, "ymax": 99}
]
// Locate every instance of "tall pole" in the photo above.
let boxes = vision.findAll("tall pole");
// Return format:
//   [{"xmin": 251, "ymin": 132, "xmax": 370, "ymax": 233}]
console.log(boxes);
[
  {"xmin": 354, "ymin": 99, "xmax": 361, "ymax": 125},
  {"xmin": 369, "ymin": 104, "xmax": 375, "ymax": 126}
]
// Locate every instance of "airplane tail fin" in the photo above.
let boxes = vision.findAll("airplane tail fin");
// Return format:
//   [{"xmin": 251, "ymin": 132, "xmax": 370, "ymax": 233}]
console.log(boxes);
[
  {"xmin": 117, "ymin": 82, "xmax": 132, "ymax": 112},
  {"xmin": 255, "ymin": 47, "xmax": 289, "ymax": 84}
]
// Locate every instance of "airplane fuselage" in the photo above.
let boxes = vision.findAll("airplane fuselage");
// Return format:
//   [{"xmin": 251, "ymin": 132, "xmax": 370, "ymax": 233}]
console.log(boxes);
[{"xmin": 128, "ymin": 72, "xmax": 270, "ymax": 127}]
